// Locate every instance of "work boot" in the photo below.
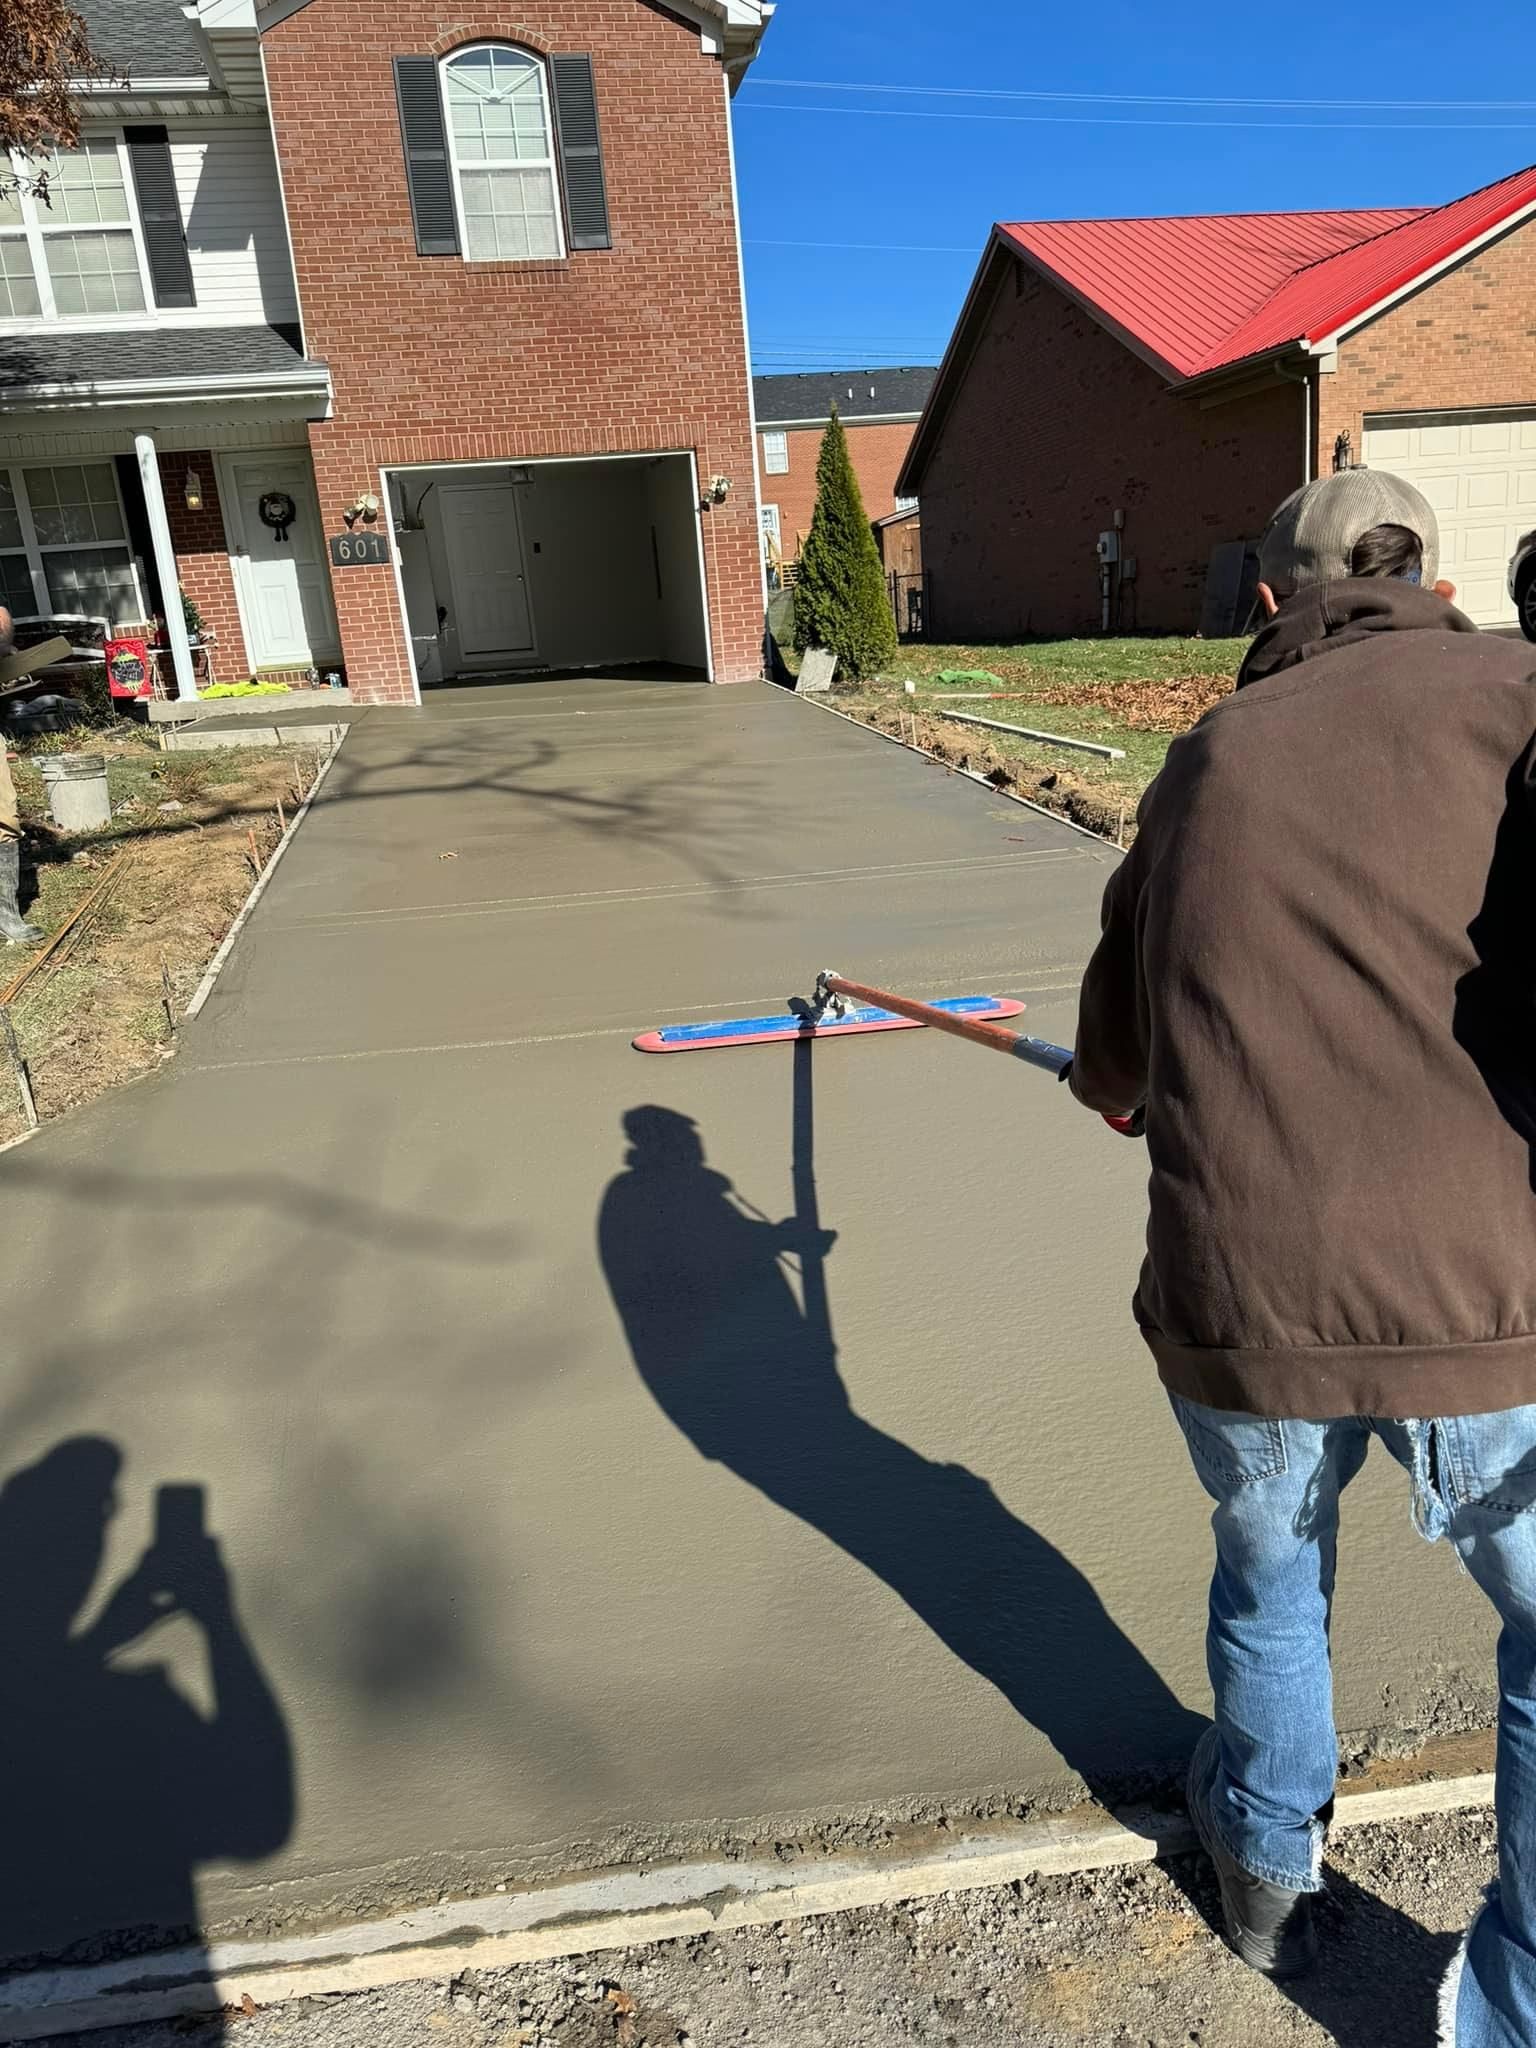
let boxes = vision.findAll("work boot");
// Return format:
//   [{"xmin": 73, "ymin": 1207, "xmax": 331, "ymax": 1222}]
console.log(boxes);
[
  {"xmin": 0, "ymin": 840, "xmax": 41, "ymax": 945},
  {"xmin": 1189, "ymin": 1798, "xmax": 1318, "ymax": 1980}
]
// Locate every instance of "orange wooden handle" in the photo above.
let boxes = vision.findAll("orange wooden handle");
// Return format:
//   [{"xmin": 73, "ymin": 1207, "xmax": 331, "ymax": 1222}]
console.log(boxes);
[{"xmin": 823, "ymin": 973, "xmax": 1028, "ymax": 1057}]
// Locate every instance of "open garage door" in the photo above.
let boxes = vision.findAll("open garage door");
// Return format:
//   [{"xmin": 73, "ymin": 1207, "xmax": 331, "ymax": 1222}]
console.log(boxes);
[
  {"xmin": 1362, "ymin": 411, "xmax": 1536, "ymax": 627},
  {"xmin": 389, "ymin": 452, "xmax": 711, "ymax": 689}
]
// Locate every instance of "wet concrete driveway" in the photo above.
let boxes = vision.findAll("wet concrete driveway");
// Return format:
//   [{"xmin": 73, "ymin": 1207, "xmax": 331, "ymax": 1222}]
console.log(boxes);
[{"xmin": 0, "ymin": 676, "xmax": 1497, "ymax": 1954}]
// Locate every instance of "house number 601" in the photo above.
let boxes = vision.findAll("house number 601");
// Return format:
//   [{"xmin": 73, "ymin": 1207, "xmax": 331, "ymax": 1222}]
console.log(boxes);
[{"xmin": 329, "ymin": 532, "xmax": 390, "ymax": 567}]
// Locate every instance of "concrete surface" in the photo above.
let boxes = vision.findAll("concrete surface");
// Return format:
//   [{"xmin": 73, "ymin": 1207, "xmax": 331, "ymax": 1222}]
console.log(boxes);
[
  {"xmin": 0, "ymin": 676, "xmax": 1501, "ymax": 1971},
  {"xmin": 73, "ymin": 1803, "xmax": 1496, "ymax": 2048}
]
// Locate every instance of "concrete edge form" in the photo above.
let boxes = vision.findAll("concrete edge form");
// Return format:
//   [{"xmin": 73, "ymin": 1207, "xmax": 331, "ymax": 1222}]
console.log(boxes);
[
  {"xmin": 790, "ymin": 691, "xmax": 1122, "ymax": 850},
  {"xmin": 0, "ymin": 1774, "xmax": 1494, "ymax": 2042},
  {"xmin": 162, "ymin": 723, "xmax": 349, "ymax": 754},
  {"xmin": 182, "ymin": 730, "xmax": 346, "ymax": 1021}
]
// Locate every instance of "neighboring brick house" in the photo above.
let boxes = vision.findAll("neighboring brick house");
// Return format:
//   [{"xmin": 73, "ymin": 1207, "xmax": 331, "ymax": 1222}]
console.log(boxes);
[
  {"xmin": 901, "ymin": 165, "xmax": 1536, "ymax": 638},
  {"xmin": 752, "ymin": 367, "xmax": 935, "ymax": 565},
  {"xmin": 0, "ymin": 0, "xmax": 773, "ymax": 705}
]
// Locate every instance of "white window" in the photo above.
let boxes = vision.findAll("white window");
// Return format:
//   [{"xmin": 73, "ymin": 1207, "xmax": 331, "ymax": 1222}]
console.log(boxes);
[
  {"xmin": 895, "ymin": 495, "xmax": 919, "ymax": 513},
  {"xmin": 0, "ymin": 463, "xmax": 143, "ymax": 623},
  {"xmin": 442, "ymin": 45, "xmax": 564, "ymax": 263},
  {"xmin": 762, "ymin": 431, "xmax": 789, "ymax": 476},
  {"xmin": 1, "ymin": 138, "xmax": 151, "ymax": 321}
]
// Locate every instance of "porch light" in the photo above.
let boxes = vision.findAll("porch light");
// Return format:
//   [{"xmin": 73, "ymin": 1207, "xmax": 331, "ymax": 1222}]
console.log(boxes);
[{"xmin": 183, "ymin": 470, "xmax": 203, "ymax": 512}]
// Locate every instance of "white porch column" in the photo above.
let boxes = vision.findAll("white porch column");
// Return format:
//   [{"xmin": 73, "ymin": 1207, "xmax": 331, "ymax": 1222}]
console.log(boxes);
[{"xmin": 133, "ymin": 430, "xmax": 197, "ymax": 701}]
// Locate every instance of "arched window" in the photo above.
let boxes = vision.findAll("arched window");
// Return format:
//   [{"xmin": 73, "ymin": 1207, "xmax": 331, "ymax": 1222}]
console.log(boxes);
[{"xmin": 441, "ymin": 44, "xmax": 564, "ymax": 263}]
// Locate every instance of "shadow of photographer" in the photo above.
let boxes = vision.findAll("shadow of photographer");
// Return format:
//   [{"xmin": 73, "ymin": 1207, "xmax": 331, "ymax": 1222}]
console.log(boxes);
[{"xmin": 0, "ymin": 1437, "xmax": 293, "ymax": 2030}]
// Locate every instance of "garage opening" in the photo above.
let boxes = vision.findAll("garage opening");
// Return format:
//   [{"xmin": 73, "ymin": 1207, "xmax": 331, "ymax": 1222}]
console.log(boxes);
[{"xmin": 386, "ymin": 453, "xmax": 711, "ymax": 691}]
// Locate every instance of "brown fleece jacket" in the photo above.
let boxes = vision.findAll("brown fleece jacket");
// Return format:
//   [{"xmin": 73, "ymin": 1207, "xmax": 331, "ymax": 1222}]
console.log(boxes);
[{"xmin": 1072, "ymin": 580, "xmax": 1536, "ymax": 1419}]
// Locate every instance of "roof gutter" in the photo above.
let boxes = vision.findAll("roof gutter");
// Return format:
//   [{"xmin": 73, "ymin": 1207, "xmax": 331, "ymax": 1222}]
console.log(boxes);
[
  {"xmin": 756, "ymin": 410, "xmax": 925, "ymax": 431},
  {"xmin": 71, "ymin": 74, "xmax": 216, "ymax": 92},
  {"xmin": 1, "ymin": 366, "xmax": 333, "ymax": 409}
]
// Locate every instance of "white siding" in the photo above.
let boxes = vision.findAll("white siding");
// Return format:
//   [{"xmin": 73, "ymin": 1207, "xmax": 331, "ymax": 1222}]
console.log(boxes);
[{"xmin": 170, "ymin": 122, "xmax": 298, "ymax": 324}]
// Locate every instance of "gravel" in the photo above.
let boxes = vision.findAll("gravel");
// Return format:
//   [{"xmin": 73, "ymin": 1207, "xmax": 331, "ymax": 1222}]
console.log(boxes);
[{"xmin": 62, "ymin": 1808, "xmax": 1495, "ymax": 2048}]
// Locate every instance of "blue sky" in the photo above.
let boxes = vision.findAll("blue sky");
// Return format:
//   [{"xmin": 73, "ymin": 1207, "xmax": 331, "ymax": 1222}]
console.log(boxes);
[{"xmin": 732, "ymin": 0, "xmax": 1536, "ymax": 376}]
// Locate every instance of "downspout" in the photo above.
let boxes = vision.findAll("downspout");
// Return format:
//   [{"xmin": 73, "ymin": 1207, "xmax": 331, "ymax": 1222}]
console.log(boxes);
[{"xmin": 1277, "ymin": 356, "xmax": 1314, "ymax": 484}]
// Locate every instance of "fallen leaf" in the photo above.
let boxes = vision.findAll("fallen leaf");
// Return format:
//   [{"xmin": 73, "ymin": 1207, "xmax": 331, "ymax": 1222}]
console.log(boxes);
[
  {"xmin": 241, "ymin": 1995, "xmax": 258, "ymax": 2017},
  {"xmin": 438, "ymin": 851, "xmax": 459, "ymax": 861},
  {"xmin": 606, "ymin": 1988, "xmax": 637, "ymax": 2016}
]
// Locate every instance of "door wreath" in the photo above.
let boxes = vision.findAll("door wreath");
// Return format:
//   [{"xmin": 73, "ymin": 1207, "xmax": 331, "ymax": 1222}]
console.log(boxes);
[{"xmin": 258, "ymin": 490, "xmax": 298, "ymax": 544}]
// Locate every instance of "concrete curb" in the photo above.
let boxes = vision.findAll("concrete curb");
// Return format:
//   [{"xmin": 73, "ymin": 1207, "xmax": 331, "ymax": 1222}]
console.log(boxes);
[
  {"xmin": 0, "ymin": 1773, "xmax": 1493, "ymax": 2041},
  {"xmin": 182, "ymin": 730, "xmax": 345, "ymax": 1022}
]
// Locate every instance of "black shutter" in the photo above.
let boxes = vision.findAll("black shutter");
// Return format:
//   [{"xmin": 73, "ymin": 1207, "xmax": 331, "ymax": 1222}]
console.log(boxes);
[
  {"xmin": 551, "ymin": 55, "xmax": 611, "ymax": 251},
  {"xmin": 122, "ymin": 126, "xmax": 194, "ymax": 308},
  {"xmin": 394, "ymin": 56, "xmax": 460, "ymax": 257}
]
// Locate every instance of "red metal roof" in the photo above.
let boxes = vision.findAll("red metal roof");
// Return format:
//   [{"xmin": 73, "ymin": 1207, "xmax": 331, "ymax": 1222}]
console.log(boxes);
[{"xmin": 999, "ymin": 163, "xmax": 1536, "ymax": 382}]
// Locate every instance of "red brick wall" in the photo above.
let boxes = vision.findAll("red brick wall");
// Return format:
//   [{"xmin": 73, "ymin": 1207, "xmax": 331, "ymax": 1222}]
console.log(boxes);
[
  {"xmin": 1316, "ymin": 217, "xmax": 1536, "ymax": 469},
  {"xmin": 263, "ymin": 0, "xmax": 764, "ymax": 701},
  {"xmin": 158, "ymin": 451, "xmax": 248, "ymax": 676},
  {"xmin": 761, "ymin": 419, "xmax": 919, "ymax": 556},
  {"xmin": 918, "ymin": 260, "xmax": 1304, "ymax": 638}
]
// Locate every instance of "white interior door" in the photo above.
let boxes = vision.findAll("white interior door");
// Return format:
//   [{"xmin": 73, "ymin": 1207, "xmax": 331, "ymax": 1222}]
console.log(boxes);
[
  {"xmin": 440, "ymin": 486, "xmax": 535, "ymax": 661},
  {"xmin": 229, "ymin": 457, "xmax": 340, "ymax": 667},
  {"xmin": 1361, "ymin": 413, "xmax": 1536, "ymax": 626}
]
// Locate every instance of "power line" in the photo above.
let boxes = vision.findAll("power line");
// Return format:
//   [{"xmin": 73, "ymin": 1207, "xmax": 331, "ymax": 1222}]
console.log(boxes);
[
  {"xmin": 746, "ymin": 237, "xmax": 976, "ymax": 254},
  {"xmin": 749, "ymin": 76, "xmax": 1536, "ymax": 113},
  {"xmin": 739, "ymin": 100, "xmax": 1536, "ymax": 134}
]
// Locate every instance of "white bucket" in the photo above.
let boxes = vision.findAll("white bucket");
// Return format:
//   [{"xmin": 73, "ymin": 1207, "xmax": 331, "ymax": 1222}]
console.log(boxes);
[{"xmin": 36, "ymin": 753, "xmax": 111, "ymax": 833}]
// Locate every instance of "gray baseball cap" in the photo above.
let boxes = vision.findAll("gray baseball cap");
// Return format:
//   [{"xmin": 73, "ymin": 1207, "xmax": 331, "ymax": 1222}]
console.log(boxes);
[{"xmin": 1258, "ymin": 468, "xmax": 1440, "ymax": 595}]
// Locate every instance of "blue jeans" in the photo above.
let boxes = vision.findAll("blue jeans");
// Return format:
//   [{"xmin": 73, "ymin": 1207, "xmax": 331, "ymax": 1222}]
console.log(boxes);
[{"xmin": 1172, "ymin": 1396, "xmax": 1536, "ymax": 2047}]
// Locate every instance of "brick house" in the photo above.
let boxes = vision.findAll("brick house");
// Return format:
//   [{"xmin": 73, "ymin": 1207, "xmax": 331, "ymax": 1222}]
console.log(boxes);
[
  {"xmin": 0, "ymin": 0, "xmax": 772, "ymax": 705},
  {"xmin": 900, "ymin": 165, "xmax": 1536, "ymax": 639},
  {"xmin": 752, "ymin": 367, "xmax": 935, "ymax": 565}
]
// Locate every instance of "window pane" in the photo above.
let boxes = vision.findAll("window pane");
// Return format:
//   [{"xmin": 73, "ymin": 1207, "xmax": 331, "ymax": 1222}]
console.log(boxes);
[
  {"xmin": 45, "ymin": 232, "xmax": 144, "ymax": 316},
  {"xmin": 763, "ymin": 432, "xmax": 789, "ymax": 475},
  {"xmin": 461, "ymin": 167, "xmax": 560, "ymax": 261},
  {"xmin": 0, "ymin": 554, "xmax": 35, "ymax": 616},
  {"xmin": 44, "ymin": 138, "xmax": 130, "ymax": 226},
  {"xmin": 0, "ymin": 182, "xmax": 22, "ymax": 227},
  {"xmin": 0, "ymin": 475, "xmax": 22, "ymax": 551},
  {"xmin": 447, "ymin": 48, "xmax": 550, "ymax": 163},
  {"xmin": 26, "ymin": 464, "xmax": 126, "ymax": 546},
  {"xmin": 42, "ymin": 546, "xmax": 137, "ymax": 624},
  {"xmin": 0, "ymin": 236, "xmax": 39, "ymax": 318}
]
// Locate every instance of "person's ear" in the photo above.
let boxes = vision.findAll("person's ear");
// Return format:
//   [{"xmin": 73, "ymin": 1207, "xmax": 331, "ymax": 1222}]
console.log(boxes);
[
  {"xmin": 1433, "ymin": 579, "xmax": 1457, "ymax": 602},
  {"xmin": 1256, "ymin": 582, "xmax": 1280, "ymax": 619}
]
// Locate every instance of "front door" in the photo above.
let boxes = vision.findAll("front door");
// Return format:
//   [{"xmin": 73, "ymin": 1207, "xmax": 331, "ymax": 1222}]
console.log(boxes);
[
  {"xmin": 228, "ymin": 456, "xmax": 340, "ymax": 668},
  {"xmin": 440, "ymin": 486, "xmax": 535, "ymax": 665}
]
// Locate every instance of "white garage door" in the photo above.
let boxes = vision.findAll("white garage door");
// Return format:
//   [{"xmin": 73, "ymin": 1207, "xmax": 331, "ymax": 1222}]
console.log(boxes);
[{"xmin": 1361, "ymin": 411, "xmax": 1536, "ymax": 626}]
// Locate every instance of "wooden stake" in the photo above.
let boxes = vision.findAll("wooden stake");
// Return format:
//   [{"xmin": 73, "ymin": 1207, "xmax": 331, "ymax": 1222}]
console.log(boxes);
[
  {"xmin": 1116, "ymin": 801, "xmax": 1127, "ymax": 850},
  {"xmin": 160, "ymin": 958, "xmax": 176, "ymax": 1039},
  {"xmin": 246, "ymin": 827, "xmax": 261, "ymax": 879},
  {"xmin": 2, "ymin": 1007, "xmax": 37, "ymax": 1130},
  {"xmin": 276, "ymin": 799, "xmax": 286, "ymax": 837}
]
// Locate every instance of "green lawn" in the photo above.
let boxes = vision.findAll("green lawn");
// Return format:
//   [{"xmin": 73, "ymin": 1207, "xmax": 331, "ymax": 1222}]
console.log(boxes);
[{"xmin": 824, "ymin": 637, "xmax": 1249, "ymax": 840}]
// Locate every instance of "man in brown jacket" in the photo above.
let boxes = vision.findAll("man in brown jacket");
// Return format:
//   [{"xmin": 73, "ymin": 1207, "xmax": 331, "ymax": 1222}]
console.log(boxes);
[{"xmin": 1071, "ymin": 470, "xmax": 1536, "ymax": 2042}]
